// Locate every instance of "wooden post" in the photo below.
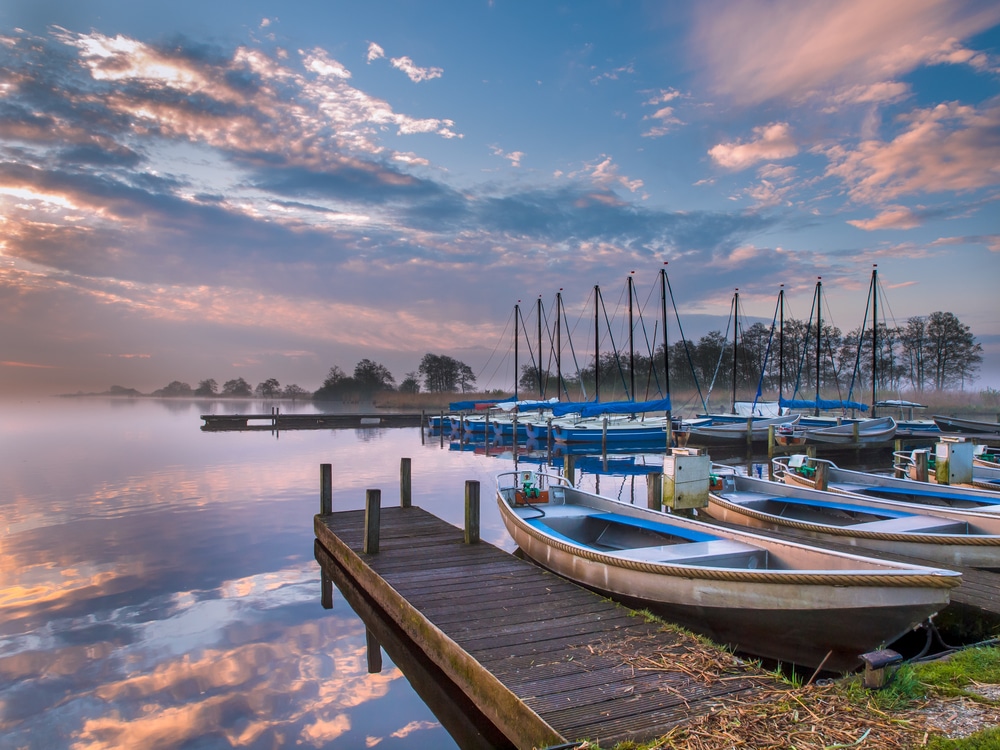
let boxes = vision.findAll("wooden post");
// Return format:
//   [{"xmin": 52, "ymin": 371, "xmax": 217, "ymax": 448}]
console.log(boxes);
[
  {"xmin": 746, "ymin": 416, "xmax": 753, "ymax": 458},
  {"xmin": 914, "ymin": 450, "xmax": 929, "ymax": 482},
  {"xmin": 420, "ymin": 410, "xmax": 425, "ymax": 445},
  {"xmin": 321, "ymin": 568, "xmax": 333, "ymax": 609},
  {"xmin": 364, "ymin": 489, "xmax": 381, "ymax": 554},
  {"xmin": 400, "ymin": 457, "xmax": 411, "ymax": 508},
  {"xmin": 814, "ymin": 462, "xmax": 829, "ymax": 492},
  {"xmin": 565, "ymin": 454, "xmax": 576, "ymax": 487},
  {"xmin": 320, "ymin": 463, "xmax": 332, "ymax": 515},
  {"xmin": 366, "ymin": 628, "xmax": 383, "ymax": 674},
  {"xmin": 464, "ymin": 480, "xmax": 480, "ymax": 544},
  {"xmin": 767, "ymin": 425, "xmax": 776, "ymax": 475},
  {"xmin": 602, "ymin": 416, "xmax": 608, "ymax": 456},
  {"xmin": 647, "ymin": 472, "xmax": 662, "ymax": 510}
]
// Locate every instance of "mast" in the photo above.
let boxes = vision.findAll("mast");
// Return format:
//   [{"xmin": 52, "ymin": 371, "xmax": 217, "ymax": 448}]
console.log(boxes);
[
  {"xmin": 627, "ymin": 271, "xmax": 635, "ymax": 401},
  {"xmin": 514, "ymin": 301, "xmax": 520, "ymax": 401},
  {"xmin": 661, "ymin": 263, "xmax": 672, "ymax": 442},
  {"xmin": 556, "ymin": 289, "xmax": 562, "ymax": 398},
  {"xmin": 871, "ymin": 264, "xmax": 878, "ymax": 416},
  {"xmin": 778, "ymin": 284, "xmax": 784, "ymax": 410},
  {"xmin": 594, "ymin": 285, "xmax": 601, "ymax": 401},
  {"xmin": 731, "ymin": 288, "xmax": 739, "ymax": 414},
  {"xmin": 814, "ymin": 277, "xmax": 822, "ymax": 417},
  {"xmin": 537, "ymin": 296, "xmax": 543, "ymax": 398}
]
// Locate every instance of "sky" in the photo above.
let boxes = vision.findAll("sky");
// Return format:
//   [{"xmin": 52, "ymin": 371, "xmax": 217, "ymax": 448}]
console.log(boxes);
[{"xmin": 1, "ymin": 0, "xmax": 998, "ymax": 397}]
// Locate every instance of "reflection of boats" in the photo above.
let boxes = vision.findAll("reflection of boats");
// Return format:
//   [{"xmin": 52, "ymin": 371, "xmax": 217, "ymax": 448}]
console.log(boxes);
[
  {"xmin": 774, "ymin": 455, "xmax": 1000, "ymax": 510},
  {"xmin": 933, "ymin": 415, "xmax": 1000, "ymax": 435},
  {"xmin": 706, "ymin": 468, "xmax": 1000, "ymax": 569},
  {"xmin": 684, "ymin": 414, "xmax": 800, "ymax": 446},
  {"xmin": 496, "ymin": 469, "xmax": 959, "ymax": 672}
]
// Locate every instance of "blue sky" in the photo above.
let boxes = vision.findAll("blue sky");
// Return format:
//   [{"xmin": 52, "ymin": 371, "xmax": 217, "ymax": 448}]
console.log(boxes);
[{"xmin": 1, "ymin": 0, "xmax": 998, "ymax": 396}]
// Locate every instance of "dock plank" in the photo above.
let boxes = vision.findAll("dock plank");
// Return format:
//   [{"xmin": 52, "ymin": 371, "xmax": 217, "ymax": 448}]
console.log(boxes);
[{"xmin": 315, "ymin": 505, "xmax": 780, "ymax": 749}]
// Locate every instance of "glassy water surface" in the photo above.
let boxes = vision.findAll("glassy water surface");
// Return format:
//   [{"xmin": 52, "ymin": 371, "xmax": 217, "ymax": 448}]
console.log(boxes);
[{"xmin": 1, "ymin": 398, "xmax": 550, "ymax": 749}]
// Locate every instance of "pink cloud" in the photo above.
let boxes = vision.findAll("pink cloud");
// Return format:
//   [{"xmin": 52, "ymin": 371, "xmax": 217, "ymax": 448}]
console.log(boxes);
[
  {"xmin": 847, "ymin": 206, "xmax": 922, "ymax": 230},
  {"xmin": 709, "ymin": 123, "xmax": 798, "ymax": 170},
  {"xmin": 825, "ymin": 102, "xmax": 1000, "ymax": 202},
  {"xmin": 692, "ymin": 0, "xmax": 1000, "ymax": 105}
]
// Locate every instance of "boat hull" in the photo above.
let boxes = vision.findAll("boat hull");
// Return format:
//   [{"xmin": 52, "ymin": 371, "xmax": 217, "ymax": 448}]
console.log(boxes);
[{"xmin": 497, "ymin": 478, "xmax": 956, "ymax": 672}]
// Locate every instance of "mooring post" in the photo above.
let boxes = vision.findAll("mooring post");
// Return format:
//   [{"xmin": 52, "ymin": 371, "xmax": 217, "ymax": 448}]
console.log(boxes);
[
  {"xmin": 914, "ymin": 450, "xmax": 929, "ymax": 482},
  {"xmin": 746, "ymin": 416, "xmax": 754, "ymax": 458},
  {"xmin": 364, "ymin": 489, "xmax": 381, "ymax": 554},
  {"xmin": 366, "ymin": 628, "xmax": 383, "ymax": 674},
  {"xmin": 321, "ymin": 568, "xmax": 333, "ymax": 610},
  {"xmin": 465, "ymin": 480, "xmax": 480, "ymax": 544},
  {"xmin": 420, "ymin": 410, "xmax": 426, "ymax": 445},
  {"xmin": 439, "ymin": 409, "xmax": 445, "ymax": 447},
  {"xmin": 602, "ymin": 416, "xmax": 608, "ymax": 456},
  {"xmin": 565, "ymin": 454, "xmax": 576, "ymax": 487},
  {"xmin": 647, "ymin": 472, "xmax": 662, "ymax": 510},
  {"xmin": 320, "ymin": 463, "xmax": 332, "ymax": 515},
  {"xmin": 814, "ymin": 462, "xmax": 829, "ymax": 492},
  {"xmin": 400, "ymin": 457, "xmax": 411, "ymax": 508}
]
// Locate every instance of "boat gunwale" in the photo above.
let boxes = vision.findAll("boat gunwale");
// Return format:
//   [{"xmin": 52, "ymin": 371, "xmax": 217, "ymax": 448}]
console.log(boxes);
[{"xmin": 495, "ymin": 473, "xmax": 958, "ymax": 588}]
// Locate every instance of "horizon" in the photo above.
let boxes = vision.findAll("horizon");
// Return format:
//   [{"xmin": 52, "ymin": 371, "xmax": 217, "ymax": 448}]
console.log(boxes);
[{"xmin": 1, "ymin": 1, "xmax": 998, "ymax": 396}]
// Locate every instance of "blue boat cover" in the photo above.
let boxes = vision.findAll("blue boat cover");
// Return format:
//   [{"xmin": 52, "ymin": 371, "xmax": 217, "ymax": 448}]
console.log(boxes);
[
  {"xmin": 780, "ymin": 397, "xmax": 869, "ymax": 412},
  {"xmin": 550, "ymin": 397, "xmax": 672, "ymax": 418},
  {"xmin": 448, "ymin": 398, "xmax": 505, "ymax": 411}
]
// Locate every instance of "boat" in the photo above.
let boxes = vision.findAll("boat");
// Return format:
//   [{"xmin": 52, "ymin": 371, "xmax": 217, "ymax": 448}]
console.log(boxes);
[
  {"xmin": 802, "ymin": 416, "xmax": 897, "ymax": 445},
  {"xmin": 893, "ymin": 445, "xmax": 1000, "ymax": 492},
  {"xmin": 705, "ymin": 467, "xmax": 1000, "ymax": 569},
  {"xmin": 496, "ymin": 469, "xmax": 959, "ymax": 672},
  {"xmin": 933, "ymin": 415, "xmax": 1000, "ymax": 435},
  {"xmin": 773, "ymin": 455, "xmax": 1000, "ymax": 511},
  {"xmin": 683, "ymin": 414, "xmax": 800, "ymax": 447}
]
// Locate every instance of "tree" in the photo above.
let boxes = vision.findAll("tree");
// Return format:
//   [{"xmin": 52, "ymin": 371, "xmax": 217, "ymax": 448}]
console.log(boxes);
[
  {"xmin": 398, "ymin": 371, "xmax": 421, "ymax": 394},
  {"xmin": 900, "ymin": 317, "xmax": 928, "ymax": 392},
  {"xmin": 313, "ymin": 366, "xmax": 359, "ymax": 400},
  {"xmin": 353, "ymin": 359, "xmax": 396, "ymax": 392},
  {"xmin": 194, "ymin": 379, "xmax": 218, "ymax": 397},
  {"xmin": 153, "ymin": 380, "xmax": 193, "ymax": 397},
  {"xmin": 222, "ymin": 377, "xmax": 252, "ymax": 397},
  {"xmin": 283, "ymin": 384, "xmax": 308, "ymax": 399},
  {"xmin": 924, "ymin": 311, "xmax": 982, "ymax": 390},
  {"xmin": 418, "ymin": 353, "xmax": 476, "ymax": 392},
  {"xmin": 255, "ymin": 378, "xmax": 281, "ymax": 398}
]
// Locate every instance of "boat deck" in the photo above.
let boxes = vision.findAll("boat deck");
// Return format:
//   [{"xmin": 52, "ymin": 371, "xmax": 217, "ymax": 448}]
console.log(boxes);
[{"xmin": 314, "ymin": 505, "xmax": 776, "ymax": 748}]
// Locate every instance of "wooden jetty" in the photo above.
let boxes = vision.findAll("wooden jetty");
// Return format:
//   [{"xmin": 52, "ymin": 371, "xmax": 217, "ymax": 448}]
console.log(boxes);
[
  {"xmin": 313, "ymin": 481, "xmax": 776, "ymax": 749},
  {"xmin": 201, "ymin": 410, "xmax": 422, "ymax": 431}
]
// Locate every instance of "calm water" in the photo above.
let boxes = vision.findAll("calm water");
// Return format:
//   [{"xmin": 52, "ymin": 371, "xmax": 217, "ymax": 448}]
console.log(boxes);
[{"xmin": 2, "ymin": 397, "xmax": 566, "ymax": 750}]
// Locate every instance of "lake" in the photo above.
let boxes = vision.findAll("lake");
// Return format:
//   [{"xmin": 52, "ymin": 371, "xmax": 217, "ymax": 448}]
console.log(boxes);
[{"xmin": 1, "ymin": 397, "xmax": 563, "ymax": 749}]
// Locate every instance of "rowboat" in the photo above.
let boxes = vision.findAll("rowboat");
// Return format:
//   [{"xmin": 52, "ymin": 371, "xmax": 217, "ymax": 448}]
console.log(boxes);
[
  {"xmin": 683, "ymin": 414, "xmax": 800, "ymax": 447},
  {"xmin": 496, "ymin": 469, "xmax": 959, "ymax": 672},
  {"xmin": 705, "ymin": 468, "xmax": 1000, "ymax": 569},
  {"xmin": 802, "ymin": 416, "xmax": 897, "ymax": 445},
  {"xmin": 773, "ymin": 455, "xmax": 1000, "ymax": 511},
  {"xmin": 893, "ymin": 446, "xmax": 1000, "ymax": 492},
  {"xmin": 933, "ymin": 415, "xmax": 1000, "ymax": 435}
]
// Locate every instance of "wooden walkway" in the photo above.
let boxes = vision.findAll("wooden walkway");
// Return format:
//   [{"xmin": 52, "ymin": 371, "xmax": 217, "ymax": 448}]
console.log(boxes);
[
  {"xmin": 314, "ymin": 506, "xmax": 776, "ymax": 749},
  {"xmin": 201, "ymin": 412, "xmax": 422, "ymax": 431}
]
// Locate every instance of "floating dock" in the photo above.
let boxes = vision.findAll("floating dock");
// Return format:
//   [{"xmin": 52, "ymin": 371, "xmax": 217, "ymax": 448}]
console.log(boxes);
[
  {"xmin": 314, "ymin": 503, "xmax": 775, "ymax": 749},
  {"xmin": 201, "ymin": 411, "xmax": 422, "ymax": 431}
]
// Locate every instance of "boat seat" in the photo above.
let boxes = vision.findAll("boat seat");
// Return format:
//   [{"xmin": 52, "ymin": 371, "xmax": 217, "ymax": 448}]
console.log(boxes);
[
  {"xmin": 852, "ymin": 515, "xmax": 968, "ymax": 534},
  {"xmin": 614, "ymin": 539, "xmax": 768, "ymax": 569}
]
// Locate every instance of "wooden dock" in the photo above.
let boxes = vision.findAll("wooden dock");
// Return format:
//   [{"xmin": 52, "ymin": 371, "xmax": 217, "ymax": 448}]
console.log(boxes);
[
  {"xmin": 201, "ymin": 411, "xmax": 422, "ymax": 431},
  {"xmin": 314, "ymin": 504, "xmax": 776, "ymax": 749}
]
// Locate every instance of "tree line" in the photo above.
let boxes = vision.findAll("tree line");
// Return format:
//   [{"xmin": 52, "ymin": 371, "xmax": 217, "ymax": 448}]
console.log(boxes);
[
  {"xmin": 149, "ymin": 353, "xmax": 479, "ymax": 400},
  {"xmin": 517, "ymin": 310, "xmax": 983, "ymax": 402}
]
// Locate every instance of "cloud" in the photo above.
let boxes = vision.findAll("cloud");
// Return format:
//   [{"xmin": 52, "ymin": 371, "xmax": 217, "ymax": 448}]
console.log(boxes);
[
  {"xmin": 847, "ymin": 205, "xmax": 922, "ymax": 230},
  {"xmin": 590, "ymin": 62, "xmax": 635, "ymax": 84},
  {"xmin": 824, "ymin": 102, "xmax": 1000, "ymax": 203},
  {"xmin": 693, "ymin": 0, "xmax": 1000, "ymax": 105},
  {"xmin": 390, "ymin": 55, "xmax": 443, "ymax": 83},
  {"xmin": 489, "ymin": 145, "xmax": 524, "ymax": 167},
  {"xmin": 366, "ymin": 42, "xmax": 384, "ymax": 63},
  {"xmin": 709, "ymin": 123, "xmax": 798, "ymax": 170}
]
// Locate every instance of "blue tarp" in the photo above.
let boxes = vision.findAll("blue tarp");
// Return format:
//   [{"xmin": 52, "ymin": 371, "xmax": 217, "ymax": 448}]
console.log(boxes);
[
  {"xmin": 550, "ymin": 397, "xmax": 672, "ymax": 418},
  {"xmin": 448, "ymin": 398, "xmax": 506, "ymax": 411},
  {"xmin": 780, "ymin": 397, "xmax": 869, "ymax": 412}
]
